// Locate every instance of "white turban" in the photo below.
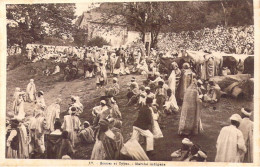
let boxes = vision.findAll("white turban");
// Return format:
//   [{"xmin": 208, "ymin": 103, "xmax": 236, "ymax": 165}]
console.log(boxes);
[
  {"xmin": 182, "ymin": 138, "xmax": 193, "ymax": 146},
  {"xmin": 100, "ymin": 100, "xmax": 106, "ymax": 105},
  {"xmin": 241, "ymin": 108, "xmax": 252, "ymax": 116},
  {"xmin": 230, "ymin": 114, "xmax": 242, "ymax": 122}
]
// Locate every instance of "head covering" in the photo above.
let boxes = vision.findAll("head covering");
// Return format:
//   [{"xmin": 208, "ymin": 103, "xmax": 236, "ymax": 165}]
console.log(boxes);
[
  {"xmin": 241, "ymin": 108, "xmax": 252, "ymax": 116},
  {"xmin": 62, "ymin": 155, "xmax": 71, "ymax": 159},
  {"xmin": 182, "ymin": 138, "xmax": 193, "ymax": 146},
  {"xmin": 39, "ymin": 91, "xmax": 44, "ymax": 95},
  {"xmin": 171, "ymin": 62, "xmax": 178, "ymax": 69},
  {"xmin": 113, "ymin": 77, "xmax": 118, "ymax": 82},
  {"xmin": 15, "ymin": 87, "xmax": 21, "ymax": 92},
  {"xmin": 100, "ymin": 100, "xmax": 106, "ymax": 105},
  {"xmin": 83, "ymin": 121, "xmax": 90, "ymax": 126},
  {"xmin": 30, "ymin": 79, "xmax": 34, "ymax": 82},
  {"xmin": 230, "ymin": 114, "xmax": 242, "ymax": 122},
  {"xmin": 131, "ymin": 77, "xmax": 136, "ymax": 82},
  {"xmin": 183, "ymin": 63, "xmax": 190, "ymax": 69},
  {"xmin": 197, "ymin": 80, "xmax": 203, "ymax": 85},
  {"xmin": 140, "ymin": 85, "xmax": 145, "ymax": 91},
  {"xmin": 131, "ymin": 82, "xmax": 138, "ymax": 88},
  {"xmin": 197, "ymin": 150, "xmax": 207, "ymax": 159},
  {"xmin": 145, "ymin": 87, "xmax": 150, "ymax": 90},
  {"xmin": 111, "ymin": 97, "xmax": 116, "ymax": 103},
  {"xmin": 98, "ymin": 119, "xmax": 110, "ymax": 127},
  {"xmin": 155, "ymin": 72, "xmax": 160, "ymax": 76}
]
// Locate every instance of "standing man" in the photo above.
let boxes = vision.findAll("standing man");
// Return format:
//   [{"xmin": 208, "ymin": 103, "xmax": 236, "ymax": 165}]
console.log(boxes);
[
  {"xmin": 238, "ymin": 108, "xmax": 253, "ymax": 163},
  {"xmin": 26, "ymin": 79, "xmax": 36, "ymax": 103},
  {"xmin": 62, "ymin": 107, "xmax": 81, "ymax": 147},
  {"xmin": 178, "ymin": 80, "xmax": 202, "ymax": 136},
  {"xmin": 131, "ymin": 97, "xmax": 154, "ymax": 156},
  {"xmin": 91, "ymin": 119, "xmax": 123, "ymax": 160},
  {"xmin": 215, "ymin": 114, "xmax": 247, "ymax": 162},
  {"xmin": 45, "ymin": 98, "xmax": 62, "ymax": 133}
]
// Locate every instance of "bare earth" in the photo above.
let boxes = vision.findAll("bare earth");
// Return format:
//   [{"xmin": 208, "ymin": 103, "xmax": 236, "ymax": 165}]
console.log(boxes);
[{"xmin": 6, "ymin": 64, "xmax": 253, "ymax": 161}]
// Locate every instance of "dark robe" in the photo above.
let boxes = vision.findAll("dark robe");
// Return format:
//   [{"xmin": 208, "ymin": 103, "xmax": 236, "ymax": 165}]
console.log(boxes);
[{"xmin": 46, "ymin": 134, "xmax": 62, "ymax": 159}]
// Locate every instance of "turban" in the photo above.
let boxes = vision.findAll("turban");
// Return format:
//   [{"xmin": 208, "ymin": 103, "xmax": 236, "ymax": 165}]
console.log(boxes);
[
  {"xmin": 241, "ymin": 108, "xmax": 252, "ymax": 116},
  {"xmin": 182, "ymin": 138, "xmax": 193, "ymax": 146},
  {"xmin": 230, "ymin": 114, "xmax": 242, "ymax": 122},
  {"xmin": 99, "ymin": 119, "xmax": 110, "ymax": 127},
  {"xmin": 113, "ymin": 77, "xmax": 118, "ymax": 82},
  {"xmin": 83, "ymin": 121, "xmax": 90, "ymax": 126},
  {"xmin": 100, "ymin": 100, "xmax": 106, "ymax": 105}
]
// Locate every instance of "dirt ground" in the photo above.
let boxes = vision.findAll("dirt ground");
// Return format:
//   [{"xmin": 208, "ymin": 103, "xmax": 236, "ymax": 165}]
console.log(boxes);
[{"xmin": 6, "ymin": 64, "xmax": 253, "ymax": 161}]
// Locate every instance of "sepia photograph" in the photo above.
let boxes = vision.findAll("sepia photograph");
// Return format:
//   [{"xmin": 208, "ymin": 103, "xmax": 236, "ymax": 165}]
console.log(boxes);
[{"xmin": 2, "ymin": 0, "xmax": 259, "ymax": 166}]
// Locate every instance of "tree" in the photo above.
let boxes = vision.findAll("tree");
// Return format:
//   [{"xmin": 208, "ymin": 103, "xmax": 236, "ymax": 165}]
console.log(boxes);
[
  {"xmin": 98, "ymin": 2, "xmax": 213, "ymax": 48},
  {"xmin": 87, "ymin": 36, "xmax": 110, "ymax": 47},
  {"xmin": 99, "ymin": 2, "xmax": 174, "ymax": 48},
  {"xmin": 6, "ymin": 3, "xmax": 76, "ymax": 53}
]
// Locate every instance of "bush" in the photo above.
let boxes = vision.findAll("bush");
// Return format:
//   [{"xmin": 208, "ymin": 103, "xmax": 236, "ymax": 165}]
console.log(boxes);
[
  {"xmin": 7, "ymin": 54, "xmax": 29, "ymax": 70},
  {"xmin": 87, "ymin": 36, "xmax": 110, "ymax": 48}
]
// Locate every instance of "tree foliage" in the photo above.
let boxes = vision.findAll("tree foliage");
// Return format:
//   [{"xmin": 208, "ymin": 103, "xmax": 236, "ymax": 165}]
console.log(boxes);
[
  {"xmin": 6, "ymin": 3, "xmax": 76, "ymax": 52},
  {"xmin": 87, "ymin": 36, "xmax": 110, "ymax": 47}
]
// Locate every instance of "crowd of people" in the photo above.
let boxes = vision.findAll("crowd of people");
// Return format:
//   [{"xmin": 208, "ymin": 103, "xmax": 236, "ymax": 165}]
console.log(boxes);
[
  {"xmin": 157, "ymin": 25, "xmax": 254, "ymax": 55},
  {"xmin": 6, "ymin": 39, "xmax": 253, "ymax": 163}
]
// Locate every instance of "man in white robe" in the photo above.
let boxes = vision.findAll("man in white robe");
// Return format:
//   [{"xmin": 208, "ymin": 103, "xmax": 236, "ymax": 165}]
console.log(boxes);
[
  {"xmin": 62, "ymin": 107, "xmax": 81, "ymax": 147},
  {"xmin": 52, "ymin": 65, "xmax": 60, "ymax": 75},
  {"xmin": 238, "ymin": 108, "xmax": 253, "ymax": 163},
  {"xmin": 168, "ymin": 62, "xmax": 181, "ymax": 95},
  {"xmin": 215, "ymin": 114, "xmax": 247, "ymax": 162},
  {"xmin": 68, "ymin": 96, "xmax": 83, "ymax": 116},
  {"xmin": 35, "ymin": 91, "xmax": 46, "ymax": 113},
  {"xmin": 28, "ymin": 110, "xmax": 47, "ymax": 157},
  {"xmin": 26, "ymin": 79, "xmax": 36, "ymax": 102},
  {"xmin": 45, "ymin": 98, "xmax": 62, "ymax": 133}
]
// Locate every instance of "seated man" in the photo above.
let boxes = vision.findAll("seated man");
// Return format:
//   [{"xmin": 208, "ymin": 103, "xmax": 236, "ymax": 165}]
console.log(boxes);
[
  {"xmin": 126, "ymin": 83, "xmax": 140, "ymax": 106},
  {"xmin": 203, "ymin": 80, "xmax": 221, "ymax": 103},
  {"xmin": 79, "ymin": 121, "xmax": 94, "ymax": 144},
  {"xmin": 164, "ymin": 89, "xmax": 179, "ymax": 114},
  {"xmin": 171, "ymin": 138, "xmax": 194, "ymax": 161}
]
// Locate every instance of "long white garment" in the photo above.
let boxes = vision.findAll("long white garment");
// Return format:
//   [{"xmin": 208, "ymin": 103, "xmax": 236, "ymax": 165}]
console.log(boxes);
[
  {"xmin": 238, "ymin": 118, "xmax": 253, "ymax": 162},
  {"xmin": 13, "ymin": 96, "xmax": 25, "ymax": 119},
  {"xmin": 62, "ymin": 115, "xmax": 81, "ymax": 147},
  {"xmin": 100, "ymin": 65, "xmax": 108, "ymax": 84},
  {"xmin": 26, "ymin": 83, "xmax": 36, "ymax": 102},
  {"xmin": 131, "ymin": 126, "xmax": 154, "ymax": 151},
  {"xmin": 45, "ymin": 103, "xmax": 60, "ymax": 132},
  {"xmin": 151, "ymin": 110, "xmax": 163, "ymax": 139},
  {"xmin": 90, "ymin": 139, "xmax": 106, "ymax": 160},
  {"xmin": 215, "ymin": 125, "xmax": 247, "ymax": 162},
  {"xmin": 168, "ymin": 70, "xmax": 176, "ymax": 95},
  {"xmin": 120, "ymin": 138, "xmax": 149, "ymax": 160},
  {"xmin": 35, "ymin": 96, "xmax": 46, "ymax": 112},
  {"xmin": 52, "ymin": 65, "xmax": 60, "ymax": 74}
]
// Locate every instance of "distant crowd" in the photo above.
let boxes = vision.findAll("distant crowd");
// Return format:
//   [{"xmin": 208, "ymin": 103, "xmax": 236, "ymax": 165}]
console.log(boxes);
[{"xmin": 158, "ymin": 25, "xmax": 254, "ymax": 55}]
